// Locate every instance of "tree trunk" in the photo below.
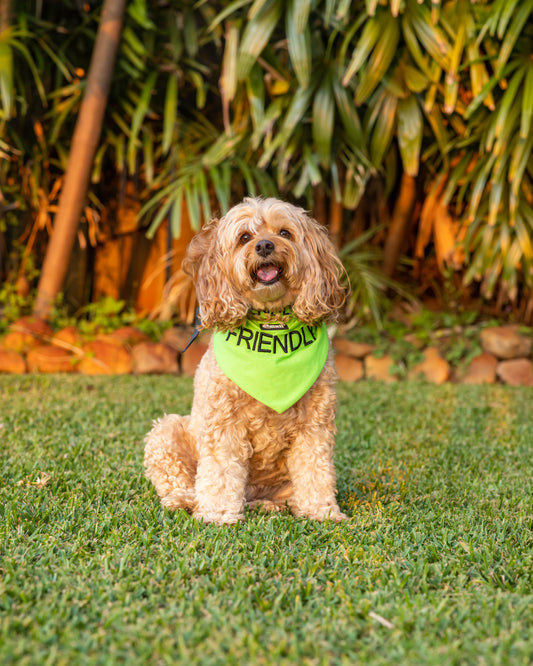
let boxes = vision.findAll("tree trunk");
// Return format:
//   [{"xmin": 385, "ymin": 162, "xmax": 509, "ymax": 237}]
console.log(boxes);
[
  {"xmin": 33, "ymin": 0, "xmax": 127, "ymax": 320},
  {"xmin": 382, "ymin": 172, "xmax": 417, "ymax": 278},
  {"xmin": 329, "ymin": 197, "xmax": 343, "ymax": 248}
]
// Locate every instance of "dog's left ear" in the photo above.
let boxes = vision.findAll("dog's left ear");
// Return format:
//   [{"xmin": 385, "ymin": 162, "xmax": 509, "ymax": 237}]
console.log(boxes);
[{"xmin": 293, "ymin": 217, "xmax": 347, "ymax": 324}]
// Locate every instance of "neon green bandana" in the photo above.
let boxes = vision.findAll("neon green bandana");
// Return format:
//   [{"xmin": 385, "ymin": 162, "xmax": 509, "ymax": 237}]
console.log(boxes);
[{"xmin": 213, "ymin": 310, "xmax": 328, "ymax": 413}]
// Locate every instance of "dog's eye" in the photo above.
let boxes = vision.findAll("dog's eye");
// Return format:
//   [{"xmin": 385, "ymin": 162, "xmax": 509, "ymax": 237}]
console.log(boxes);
[
  {"xmin": 239, "ymin": 232, "xmax": 252, "ymax": 245},
  {"xmin": 279, "ymin": 229, "xmax": 292, "ymax": 240}
]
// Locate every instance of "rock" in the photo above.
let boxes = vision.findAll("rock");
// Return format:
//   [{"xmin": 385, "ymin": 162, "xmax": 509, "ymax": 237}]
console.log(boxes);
[
  {"xmin": 496, "ymin": 358, "xmax": 533, "ymax": 386},
  {"xmin": 335, "ymin": 354, "xmax": 364, "ymax": 382},
  {"xmin": 94, "ymin": 327, "xmax": 149, "ymax": 348},
  {"xmin": 364, "ymin": 354, "xmax": 400, "ymax": 382},
  {"xmin": 27, "ymin": 345, "xmax": 77, "ymax": 373},
  {"xmin": 132, "ymin": 342, "xmax": 179, "ymax": 374},
  {"xmin": 78, "ymin": 340, "xmax": 133, "ymax": 375},
  {"xmin": 480, "ymin": 325, "xmax": 532, "ymax": 360},
  {"xmin": 333, "ymin": 338, "xmax": 376, "ymax": 359},
  {"xmin": 181, "ymin": 341, "xmax": 208, "ymax": 377},
  {"xmin": 106, "ymin": 326, "xmax": 150, "ymax": 346},
  {"xmin": 161, "ymin": 326, "xmax": 196, "ymax": 352},
  {"xmin": 3, "ymin": 317, "xmax": 54, "ymax": 353},
  {"xmin": 403, "ymin": 333, "xmax": 427, "ymax": 350},
  {"xmin": 462, "ymin": 352, "xmax": 498, "ymax": 385},
  {"xmin": 409, "ymin": 347, "xmax": 450, "ymax": 384},
  {"xmin": 0, "ymin": 348, "xmax": 27, "ymax": 373},
  {"xmin": 52, "ymin": 326, "xmax": 84, "ymax": 349}
]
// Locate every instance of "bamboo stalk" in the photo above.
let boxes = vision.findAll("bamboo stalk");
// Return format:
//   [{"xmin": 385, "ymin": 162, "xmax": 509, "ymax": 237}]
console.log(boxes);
[{"xmin": 33, "ymin": 0, "xmax": 127, "ymax": 320}]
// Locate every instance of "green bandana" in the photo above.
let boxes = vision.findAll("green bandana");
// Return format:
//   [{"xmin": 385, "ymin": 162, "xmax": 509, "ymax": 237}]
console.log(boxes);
[{"xmin": 213, "ymin": 311, "xmax": 328, "ymax": 413}]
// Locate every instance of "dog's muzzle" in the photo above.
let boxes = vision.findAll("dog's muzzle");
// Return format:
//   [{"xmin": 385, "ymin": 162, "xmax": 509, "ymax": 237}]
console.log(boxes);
[
  {"xmin": 253, "ymin": 239, "xmax": 282, "ymax": 285},
  {"xmin": 255, "ymin": 239, "xmax": 275, "ymax": 257}
]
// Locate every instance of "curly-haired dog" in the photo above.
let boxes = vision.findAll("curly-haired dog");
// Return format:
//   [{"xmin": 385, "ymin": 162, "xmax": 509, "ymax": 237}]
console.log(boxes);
[{"xmin": 144, "ymin": 197, "xmax": 347, "ymax": 525}]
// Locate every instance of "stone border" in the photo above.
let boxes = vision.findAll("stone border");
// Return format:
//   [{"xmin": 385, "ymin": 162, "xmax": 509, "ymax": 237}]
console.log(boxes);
[
  {"xmin": 334, "ymin": 325, "xmax": 533, "ymax": 386},
  {"xmin": 1, "ymin": 318, "xmax": 532, "ymax": 386}
]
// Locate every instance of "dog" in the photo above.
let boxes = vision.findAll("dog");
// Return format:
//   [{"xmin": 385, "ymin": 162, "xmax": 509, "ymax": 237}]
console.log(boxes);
[{"xmin": 144, "ymin": 197, "xmax": 348, "ymax": 525}]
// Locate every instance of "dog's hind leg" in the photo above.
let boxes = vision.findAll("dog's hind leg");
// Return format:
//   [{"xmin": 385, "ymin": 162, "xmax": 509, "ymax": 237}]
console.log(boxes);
[{"xmin": 144, "ymin": 414, "xmax": 197, "ymax": 511}]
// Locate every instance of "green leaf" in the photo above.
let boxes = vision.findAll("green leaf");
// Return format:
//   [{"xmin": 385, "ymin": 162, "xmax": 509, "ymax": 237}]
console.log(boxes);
[
  {"xmin": 238, "ymin": 0, "xmax": 282, "ymax": 81},
  {"xmin": 520, "ymin": 64, "xmax": 533, "ymax": 140},
  {"xmin": 146, "ymin": 196, "xmax": 174, "ymax": 240},
  {"xmin": 195, "ymin": 169, "xmax": 211, "ymax": 223},
  {"xmin": 390, "ymin": 0, "xmax": 402, "ymax": 18},
  {"xmin": 293, "ymin": 163, "xmax": 311, "ymax": 199},
  {"xmin": 408, "ymin": 4, "xmax": 451, "ymax": 71},
  {"xmin": 355, "ymin": 14, "xmax": 400, "ymax": 105},
  {"xmin": 184, "ymin": 7, "xmax": 199, "ymax": 57},
  {"xmin": 162, "ymin": 74, "xmax": 178, "ymax": 155},
  {"xmin": 221, "ymin": 22, "xmax": 239, "ymax": 105},
  {"xmin": 342, "ymin": 16, "xmax": 381, "ymax": 87},
  {"xmin": 303, "ymin": 144, "xmax": 322, "ymax": 185},
  {"xmin": 209, "ymin": 166, "xmax": 230, "ymax": 214},
  {"xmin": 127, "ymin": 70, "xmax": 158, "ymax": 173},
  {"xmin": 397, "ymin": 95, "xmax": 422, "ymax": 177},
  {"xmin": 292, "ymin": 0, "xmax": 311, "ymax": 33},
  {"xmin": 444, "ymin": 21, "xmax": 465, "ymax": 114},
  {"xmin": 332, "ymin": 76, "xmax": 364, "ymax": 147},
  {"xmin": 468, "ymin": 154, "xmax": 497, "ymax": 220},
  {"xmin": 128, "ymin": 0, "xmax": 157, "ymax": 30},
  {"xmin": 258, "ymin": 80, "xmax": 317, "ymax": 168},
  {"xmin": 202, "ymin": 133, "xmax": 243, "ymax": 168},
  {"xmin": 496, "ymin": 0, "xmax": 521, "ymax": 38},
  {"xmin": 208, "ymin": 0, "xmax": 253, "ymax": 32},
  {"xmin": 466, "ymin": 42, "xmax": 495, "ymax": 111},
  {"xmin": 235, "ymin": 158, "xmax": 258, "ymax": 198},
  {"xmin": 313, "ymin": 74, "xmax": 335, "ymax": 168},
  {"xmin": 170, "ymin": 188, "xmax": 184, "ymax": 237},
  {"xmin": 509, "ymin": 131, "xmax": 533, "ymax": 217},
  {"xmin": 401, "ymin": 16, "xmax": 433, "ymax": 81},
  {"xmin": 488, "ymin": 150, "xmax": 509, "ymax": 226},
  {"xmin": 246, "ymin": 63, "xmax": 266, "ymax": 135},
  {"xmin": 370, "ymin": 92, "xmax": 397, "ymax": 167},
  {"xmin": 185, "ymin": 181, "xmax": 201, "ymax": 231},
  {"xmin": 251, "ymin": 97, "xmax": 284, "ymax": 150},
  {"xmin": 286, "ymin": 0, "xmax": 312, "ymax": 89},
  {"xmin": 403, "ymin": 64, "xmax": 429, "ymax": 94},
  {"xmin": 122, "ymin": 25, "xmax": 148, "ymax": 57},
  {"xmin": 488, "ymin": 68, "xmax": 524, "ymax": 150},
  {"xmin": 366, "ymin": 0, "xmax": 380, "ymax": 16},
  {"xmin": 495, "ymin": 0, "xmax": 533, "ymax": 77},
  {"xmin": 7, "ymin": 36, "xmax": 46, "ymax": 106},
  {"xmin": 248, "ymin": 0, "xmax": 271, "ymax": 19},
  {"xmin": 514, "ymin": 212, "xmax": 533, "ymax": 260},
  {"xmin": 143, "ymin": 132, "xmax": 154, "ymax": 184}
]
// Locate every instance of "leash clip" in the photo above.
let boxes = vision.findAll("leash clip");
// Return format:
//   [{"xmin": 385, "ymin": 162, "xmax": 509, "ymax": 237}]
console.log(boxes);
[{"xmin": 181, "ymin": 308, "xmax": 202, "ymax": 353}]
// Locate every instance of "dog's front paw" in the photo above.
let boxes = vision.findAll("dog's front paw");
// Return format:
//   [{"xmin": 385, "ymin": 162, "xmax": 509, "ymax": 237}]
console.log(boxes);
[
  {"xmin": 194, "ymin": 509, "xmax": 244, "ymax": 526},
  {"xmin": 310, "ymin": 508, "xmax": 348, "ymax": 522},
  {"xmin": 291, "ymin": 503, "xmax": 348, "ymax": 522}
]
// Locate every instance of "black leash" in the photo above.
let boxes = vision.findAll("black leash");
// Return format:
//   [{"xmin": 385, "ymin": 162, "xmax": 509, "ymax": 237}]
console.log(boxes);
[{"xmin": 181, "ymin": 308, "xmax": 202, "ymax": 353}]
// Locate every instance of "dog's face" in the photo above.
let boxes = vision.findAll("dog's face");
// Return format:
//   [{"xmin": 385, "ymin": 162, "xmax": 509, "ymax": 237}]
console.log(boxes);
[{"xmin": 183, "ymin": 197, "xmax": 346, "ymax": 330}]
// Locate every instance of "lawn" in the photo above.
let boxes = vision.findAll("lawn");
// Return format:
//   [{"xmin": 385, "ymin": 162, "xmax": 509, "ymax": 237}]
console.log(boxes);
[{"xmin": 1, "ymin": 375, "xmax": 532, "ymax": 665}]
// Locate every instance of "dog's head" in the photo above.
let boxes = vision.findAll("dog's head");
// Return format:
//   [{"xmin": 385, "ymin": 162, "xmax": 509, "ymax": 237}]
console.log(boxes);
[{"xmin": 182, "ymin": 197, "xmax": 346, "ymax": 330}]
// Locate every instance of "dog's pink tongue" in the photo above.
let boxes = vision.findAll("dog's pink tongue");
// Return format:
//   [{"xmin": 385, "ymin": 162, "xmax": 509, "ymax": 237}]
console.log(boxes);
[{"xmin": 257, "ymin": 266, "xmax": 279, "ymax": 283}]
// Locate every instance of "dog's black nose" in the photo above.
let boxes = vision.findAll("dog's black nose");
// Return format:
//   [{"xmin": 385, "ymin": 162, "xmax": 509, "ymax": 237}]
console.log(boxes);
[{"xmin": 255, "ymin": 239, "xmax": 275, "ymax": 257}]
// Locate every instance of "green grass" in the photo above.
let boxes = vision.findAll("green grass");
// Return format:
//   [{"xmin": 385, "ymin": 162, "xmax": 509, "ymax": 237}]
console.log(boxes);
[{"xmin": 1, "ymin": 375, "xmax": 532, "ymax": 665}]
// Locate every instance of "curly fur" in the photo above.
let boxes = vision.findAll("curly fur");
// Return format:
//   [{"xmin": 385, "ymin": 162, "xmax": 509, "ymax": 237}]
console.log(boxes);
[{"xmin": 144, "ymin": 197, "xmax": 348, "ymax": 524}]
